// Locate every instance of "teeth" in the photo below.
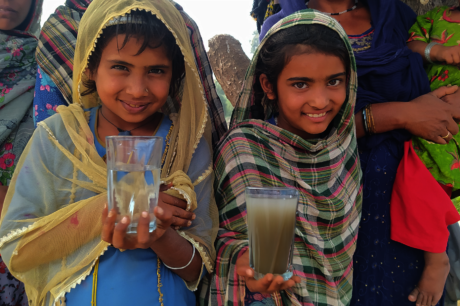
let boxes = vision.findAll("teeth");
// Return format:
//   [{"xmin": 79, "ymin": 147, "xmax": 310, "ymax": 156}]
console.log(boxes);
[
  {"xmin": 128, "ymin": 104, "xmax": 143, "ymax": 108},
  {"xmin": 306, "ymin": 112, "xmax": 326, "ymax": 118}
]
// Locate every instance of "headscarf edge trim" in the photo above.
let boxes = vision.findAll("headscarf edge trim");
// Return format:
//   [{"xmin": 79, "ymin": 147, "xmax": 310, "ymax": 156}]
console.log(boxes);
[{"xmin": 74, "ymin": 6, "xmax": 210, "ymax": 158}]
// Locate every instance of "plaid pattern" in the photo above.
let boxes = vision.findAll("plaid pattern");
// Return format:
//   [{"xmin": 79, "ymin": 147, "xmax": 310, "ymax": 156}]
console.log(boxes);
[
  {"xmin": 35, "ymin": 0, "xmax": 90, "ymax": 104},
  {"xmin": 200, "ymin": 10, "xmax": 362, "ymax": 306},
  {"xmin": 36, "ymin": 0, "xmax": 227, "ymax": 146},
  {"xmin": 172, "ymin": 2, "xmax": 228, "ymax": 146}
]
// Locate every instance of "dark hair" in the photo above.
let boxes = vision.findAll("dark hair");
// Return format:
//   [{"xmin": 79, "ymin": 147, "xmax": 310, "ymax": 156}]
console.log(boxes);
[
  {"xmin": 82, "ymin": 10, "xmax": 185, "ymax": 98},
  {"xmin": 252, "ymin": 24, "xmax": 351, "ymax": 119}
]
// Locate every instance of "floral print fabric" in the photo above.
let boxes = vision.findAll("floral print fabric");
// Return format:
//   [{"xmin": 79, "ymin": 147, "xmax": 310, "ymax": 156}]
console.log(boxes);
[
  {"xmin": 33, "ymin": 68, "xmax": 66, "ymax": 126},
  {"xmin": 0, "ymin": 258, "xmax": 27, "ymax": 306},
  {"xmin": 408, "ymin": 6, "xmax": 460, "ymax": 90},
  {"xmin": 408, "ymin": 6, "xmax": 460, "ymax": 197}
]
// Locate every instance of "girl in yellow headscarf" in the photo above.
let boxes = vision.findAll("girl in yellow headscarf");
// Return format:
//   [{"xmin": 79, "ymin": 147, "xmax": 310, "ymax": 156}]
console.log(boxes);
[{"xmin": 0, "ymin": 0, "xmax": 218, "ymax": 305}]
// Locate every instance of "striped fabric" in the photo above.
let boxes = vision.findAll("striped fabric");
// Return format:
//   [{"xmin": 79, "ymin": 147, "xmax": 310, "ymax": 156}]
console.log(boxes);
[
  {"xmin": 35, "ymin": 0, "xmax": 90, "ymax": 104},
  {"xmin": 173, "ymin": 2, "xmax": 228, "ymax": 146},
  {"xmin": 200, "ymin": 10, "xmax": 362, "ymax": 306},
  {"xmin": 35, "ymin": 0, "xmax": 228, "ymax": 146}
]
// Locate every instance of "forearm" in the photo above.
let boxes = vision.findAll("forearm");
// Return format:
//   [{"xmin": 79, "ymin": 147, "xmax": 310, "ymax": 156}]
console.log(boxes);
[
  {"xmin": 407, "ymin": 41, "xmax": 428, "ymax": 61},
  {"xmin": 151, "ymin": 227, "xmax": 202, "ymax": 282},
  {"xmin": 355, "ymin": 102, "xmax": 408, "ymax": 138},
  {"xmin": 408, "ymin": 40, "xmax": 445, "ymax": 64},
  {"xmin": 8, "ymin": 208, "xmax": 102, "ymax": 272}
]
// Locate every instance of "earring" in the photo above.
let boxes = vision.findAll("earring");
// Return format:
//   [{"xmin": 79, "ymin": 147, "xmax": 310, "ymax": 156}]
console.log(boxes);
[{"xmin": 145, "ymin": 88, "xmax": 148, "ymax": 93}]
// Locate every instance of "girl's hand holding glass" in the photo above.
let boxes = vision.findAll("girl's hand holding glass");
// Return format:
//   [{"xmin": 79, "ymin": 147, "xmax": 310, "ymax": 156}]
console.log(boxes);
[
  {"xmin": 158, "ymin": 183, "xmax": 195, "ymax": 229},
  {"xmin": 236, "ymin": 250, "xmax": 301, "ymax": 295},
  {"xmin": 101, "ymin": 193, "xmax": 195, "ymax": 250}
]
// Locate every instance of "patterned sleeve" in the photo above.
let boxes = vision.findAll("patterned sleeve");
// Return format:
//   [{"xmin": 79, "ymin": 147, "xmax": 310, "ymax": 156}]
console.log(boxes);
[
  {"xmin": 201, "ymin": 127, "xmax": 266, "ymax": 306},
  {"xmin": 407, "ymin": 7, "xmax": 443, "ymax": 43},
  {"xmin": 33, "ymin": 68, "xmax": 68, "ymax": 127}
]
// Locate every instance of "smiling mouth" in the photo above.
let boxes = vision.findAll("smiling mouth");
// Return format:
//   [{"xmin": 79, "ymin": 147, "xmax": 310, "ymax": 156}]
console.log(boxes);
[
  {"xmin": 120, "ymin": 100, "xmax": 149, "ymax": 108},
  {"xmin": 305, "ymin": 112, "xmax": 327, "ymax": 118},
  {"xmin": 126, "ymin": 103, "xmax": 146, "ymax": 108}
]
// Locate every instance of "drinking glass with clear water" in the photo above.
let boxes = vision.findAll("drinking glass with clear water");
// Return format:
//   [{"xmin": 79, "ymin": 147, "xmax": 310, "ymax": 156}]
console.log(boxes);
[
  {"xmin": 106, "ymin": 136, "xmax": 163, "ymax": 234},
  {"xmin": 246, "ymin": 187, "xmax": 299, "ymax": 281}
]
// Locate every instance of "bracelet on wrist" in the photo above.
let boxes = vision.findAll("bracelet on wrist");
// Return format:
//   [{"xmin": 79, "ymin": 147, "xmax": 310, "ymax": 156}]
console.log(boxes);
[
  {"xmin": 163, "ymin": 244, "xmax": 196, "ymax": 270},
  {"xmin": 364, "ymin": 104, "xmax": 376, "ymax": 136},
  {"xmin": 362, "ymin": 108, "xmax": 370, "ymax": 135},
  {"xmin": 424, "ymin": 41, "xmax": 439, "ymax": 64}
]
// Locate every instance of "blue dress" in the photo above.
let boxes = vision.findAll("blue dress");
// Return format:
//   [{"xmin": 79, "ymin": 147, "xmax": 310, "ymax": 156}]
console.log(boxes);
[{"xmin": 65, "ymin": 107, "xmax": 204, "ymax": 306}]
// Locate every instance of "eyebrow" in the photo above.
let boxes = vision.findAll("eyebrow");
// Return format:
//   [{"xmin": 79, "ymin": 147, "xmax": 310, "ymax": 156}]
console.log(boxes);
[
  {"xmin": 108, "ymin": 60, "xmax": 170, "ymax": 69},
  {"xmin": 287, "ymin": 72, "xmax": 346, "ymax": 82}
]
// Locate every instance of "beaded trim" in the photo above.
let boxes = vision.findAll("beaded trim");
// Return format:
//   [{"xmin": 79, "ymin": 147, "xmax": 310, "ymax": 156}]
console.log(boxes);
[
  {"xmin": 157, "ymin": 258, "xmax": 164, "ymax": 306},
  {"xmin": 177, "ymin": 231, "xmax": 214, "ymax": 276},
  {"xmin": 161, "ymin": 123, "xmax": 174, "ymax": 167},
  {"xmin": 193, "ymin": 163, "xmax": 212, "ymax": 186}
]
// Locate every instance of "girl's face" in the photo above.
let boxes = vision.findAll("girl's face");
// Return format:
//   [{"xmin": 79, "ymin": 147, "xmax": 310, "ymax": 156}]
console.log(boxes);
[
  {"xmin": 0, "ymin": 0, "xmax": 33, "ymax": 30},
  {"xmin": 261, "ymin": 51, "xmax": 347, "ymax": 139},
  {"xmin": 91, "ymin": 34, "xmax": 172, "ymax": 125}
]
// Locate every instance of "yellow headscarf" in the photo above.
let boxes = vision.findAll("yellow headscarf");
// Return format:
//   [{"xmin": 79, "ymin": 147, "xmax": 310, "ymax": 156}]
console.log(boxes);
[{"xmin": 0, "ymin": 0, "xmax": 218, "ymax": 305}]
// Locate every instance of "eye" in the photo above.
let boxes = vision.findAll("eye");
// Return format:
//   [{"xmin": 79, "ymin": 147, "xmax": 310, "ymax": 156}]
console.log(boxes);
[
  {"xmin": 328, "ymin": 79, "xmax": 342, "ymax": 86},
  {"xmin": 149, "ymin": 68, "xmax": 164, "ymax": 75},
  {"xmin": 112, "ymin": 65, "xmax": 128, "ymax": 71},
  {"xmin": 293, "ymin": 82, "xmax": 307, "ymax": 89}
]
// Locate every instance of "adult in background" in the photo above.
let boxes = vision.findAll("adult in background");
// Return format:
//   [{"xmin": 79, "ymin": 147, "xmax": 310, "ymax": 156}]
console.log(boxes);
[
  {"xmin": 34, "ymin": 0, "xmax": 227, "ymax": 147},
  {"xmin": 299, "ymin": 0, "xmax": 460, "ymax": 305},
  {"xmin": 0, "ymin": 0, "xmax": 43, "ymax": 305}
]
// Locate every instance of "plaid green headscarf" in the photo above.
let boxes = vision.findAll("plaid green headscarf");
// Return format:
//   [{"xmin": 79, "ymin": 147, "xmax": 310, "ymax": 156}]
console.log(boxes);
[{"xmin": 200, "ymin": 10, "xmax": 362, "ymax": 306}]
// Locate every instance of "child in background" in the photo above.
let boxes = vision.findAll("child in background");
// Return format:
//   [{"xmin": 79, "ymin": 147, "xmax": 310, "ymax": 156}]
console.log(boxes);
[{"xmin": 396, "ymin": 4, "xmax": 460, "ymax": 306}]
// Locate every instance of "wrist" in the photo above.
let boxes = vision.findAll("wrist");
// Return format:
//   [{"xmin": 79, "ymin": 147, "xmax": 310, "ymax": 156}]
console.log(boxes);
[
  {"xmin": 430, "ymin": 44, "xmax": 443, "ymax": 62},
  {"xmin": 393, "ymin": 102, "xmax": 412, "ymax": 130},
  {"xmin": 150, "ymin": 227, "xmax": 173, "ymax": 250}
]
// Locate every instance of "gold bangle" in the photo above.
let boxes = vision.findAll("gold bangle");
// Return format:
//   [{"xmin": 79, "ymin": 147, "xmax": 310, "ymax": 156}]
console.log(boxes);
[{"xmin": 366, "ymin": 104, "xmax": 376, "ymax": 135}]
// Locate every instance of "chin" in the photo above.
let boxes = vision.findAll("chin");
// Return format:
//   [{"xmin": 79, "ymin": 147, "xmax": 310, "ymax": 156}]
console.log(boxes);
[{"xmin": 304, "ymin": 126, "xmax": 328, "ymax": 136}]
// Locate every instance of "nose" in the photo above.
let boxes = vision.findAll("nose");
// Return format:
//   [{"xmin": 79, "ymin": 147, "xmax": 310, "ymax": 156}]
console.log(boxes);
[
  {"xmin": 308, "ymin": 86, "xmax": 330, "ymax": 110},
  {"xmin": 125, "ymin": 74, "xmax": 148, "ymax": 98}
]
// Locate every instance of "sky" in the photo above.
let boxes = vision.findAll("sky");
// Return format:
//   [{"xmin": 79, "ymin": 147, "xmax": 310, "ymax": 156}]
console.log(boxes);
[{"xmin": 41, "ymin": 0, "xmax": 257, "ymax": 56}]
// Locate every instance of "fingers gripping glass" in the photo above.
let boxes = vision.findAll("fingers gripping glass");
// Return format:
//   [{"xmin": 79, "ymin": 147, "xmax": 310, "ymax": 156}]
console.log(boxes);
[
  {"xmin": 245, "ymin": 187, "xmax": 299, "ymax": 281},
  {"xmin": 106, "ymin": 136, "xmax": 163, "ymax": 234}
]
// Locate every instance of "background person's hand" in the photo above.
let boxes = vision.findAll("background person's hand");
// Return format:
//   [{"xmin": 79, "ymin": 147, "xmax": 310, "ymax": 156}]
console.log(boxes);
[
  {"xmin": 432, "ymin": 45, "xmax": 460, "ymax": 65},
  {"xmin": 403, "ymin": 86, "xmax": 460, "ymax": 144},
  {"xmin": 440, "ymin": 85, "xmax": 460, "ymax": 108},
  {"xmin": 235, "ymin": 249, "xmax": 300, "ymax": 294}
]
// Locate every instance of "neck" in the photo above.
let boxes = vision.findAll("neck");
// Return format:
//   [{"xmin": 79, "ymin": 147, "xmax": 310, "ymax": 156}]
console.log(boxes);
[
  {"xmin": 98, "ymin": 105, "xmax": 158, "ymax": 136},
  {"xmin": 308, "ymin": 0, "xmax": 356, "ymax": 13}
]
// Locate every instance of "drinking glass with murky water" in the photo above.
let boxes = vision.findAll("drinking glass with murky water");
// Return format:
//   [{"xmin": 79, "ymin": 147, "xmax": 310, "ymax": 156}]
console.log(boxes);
[{"xmin": 246, "ymin": 187, "xmax": 299, "ymax": 281}]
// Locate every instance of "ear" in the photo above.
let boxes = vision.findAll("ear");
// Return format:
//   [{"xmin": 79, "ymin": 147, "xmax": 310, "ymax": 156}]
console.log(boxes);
[{"xmin": 259, "ymin": 74, "xmax": 277, "ymax": 100}]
